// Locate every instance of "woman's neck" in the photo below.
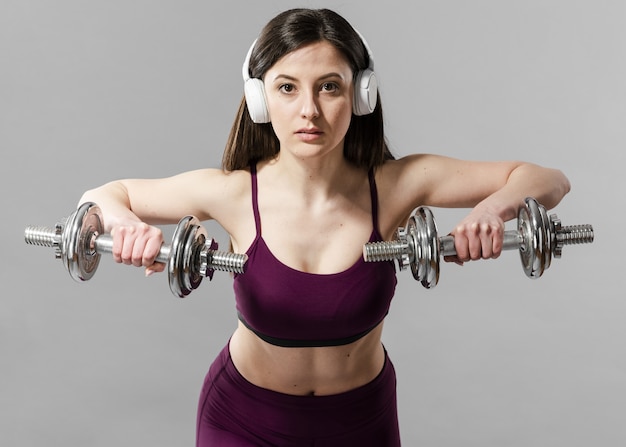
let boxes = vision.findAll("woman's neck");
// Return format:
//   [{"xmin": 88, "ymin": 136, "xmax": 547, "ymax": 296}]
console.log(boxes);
[{"xmin": 264, "ymin": 152, "xmax": 364, "ymax": 204}]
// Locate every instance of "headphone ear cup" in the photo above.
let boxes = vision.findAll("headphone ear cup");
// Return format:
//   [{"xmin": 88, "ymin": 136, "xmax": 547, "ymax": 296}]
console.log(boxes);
[
  {"xmin": 244, "ymin": 78, "xmax": 270, "ymax": 123},
  {"xmin": 353, "ymin": 68, "xmax": 378, "ymax": 116}
]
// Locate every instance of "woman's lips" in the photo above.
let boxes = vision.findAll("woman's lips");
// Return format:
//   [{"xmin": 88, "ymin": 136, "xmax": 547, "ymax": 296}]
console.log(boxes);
[{"xmin": 295, "ymin": 128, "xmax": 323, "ymax": 142}]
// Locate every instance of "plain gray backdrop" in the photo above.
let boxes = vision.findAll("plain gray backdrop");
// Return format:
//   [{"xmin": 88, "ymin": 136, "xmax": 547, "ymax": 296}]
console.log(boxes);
[{"xmin": 2, "ymin": 0, "xmax": 624, "ymax": 445}]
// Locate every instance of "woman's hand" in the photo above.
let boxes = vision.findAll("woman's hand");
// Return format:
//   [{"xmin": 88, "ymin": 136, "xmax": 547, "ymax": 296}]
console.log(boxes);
[
  {"xmin": 109, "ymin": 221, "xmax": 166, "ymax": 276},
  {"xmin": 445, "ymin": 208, "xmax": 506, "ymax": 265}
]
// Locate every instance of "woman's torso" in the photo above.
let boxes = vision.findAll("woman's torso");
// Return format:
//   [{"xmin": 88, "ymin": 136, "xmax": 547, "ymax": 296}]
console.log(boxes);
[{"xmin": 215, "ymin": 160, "xmax": 398, "ymax": 396}]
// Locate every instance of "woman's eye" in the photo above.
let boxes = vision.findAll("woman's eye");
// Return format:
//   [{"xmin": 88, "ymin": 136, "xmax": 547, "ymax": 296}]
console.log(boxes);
[
  {"xmin": 279, "ymin": 84, "xmax": 294, "ymax": 93},
  {"xmin": 321, "ymin": 82, "xmax": 338, "ymax": 92}
]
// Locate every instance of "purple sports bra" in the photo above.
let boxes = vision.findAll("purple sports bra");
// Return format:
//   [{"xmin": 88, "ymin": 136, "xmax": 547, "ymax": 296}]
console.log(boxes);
[{"xmin": 233, "ymin": 164, "xmax": 397, "ymax": 347}]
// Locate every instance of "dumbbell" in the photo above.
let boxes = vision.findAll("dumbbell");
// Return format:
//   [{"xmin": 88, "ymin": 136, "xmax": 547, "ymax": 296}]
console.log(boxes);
[
  {"xmin": 363, "ymin": 197, "xmax": 594, "ymax": 289},
  {"xmin": 24, "ymin": 202, "xmax": 247, "ymax": 298}
]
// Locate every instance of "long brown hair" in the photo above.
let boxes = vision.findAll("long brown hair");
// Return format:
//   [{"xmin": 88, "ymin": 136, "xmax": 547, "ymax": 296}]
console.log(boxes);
[{"xmin": 222, "ymin": 8, "xmax": 394, "ymax": 171}]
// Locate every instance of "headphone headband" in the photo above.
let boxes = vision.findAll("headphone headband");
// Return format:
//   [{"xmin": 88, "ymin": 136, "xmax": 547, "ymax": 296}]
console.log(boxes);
[
  {"xmin": 355, "ymin": 30, "xmax": 375, "ymax": 72},
  {"xmin": 241, "ymin": 39, "xmax": 257, "ymax": 82}
]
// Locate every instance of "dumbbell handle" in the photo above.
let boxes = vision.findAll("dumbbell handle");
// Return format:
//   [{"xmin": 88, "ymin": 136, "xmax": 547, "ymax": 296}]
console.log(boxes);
[
  {"xmin": 94, "ymin": 234, "xmax": 245, "ymax": 273},
  {"xmin": 24, "ymin": 225, "xmax": 246, "ymax": 274},
  {"xmin": 364, "ymin": 230, "xmax": 523, "ymax": 263},
  {"xmin": 94, "ymin": 234, "xmax": 170, "ymax": 263},
  {"xmin": 440, "ymin": 224, "xmax": 594, "ymax": 258},
  {"xmin": 439, "ymin": 231, "xmax": 522, "ymax": 257}
]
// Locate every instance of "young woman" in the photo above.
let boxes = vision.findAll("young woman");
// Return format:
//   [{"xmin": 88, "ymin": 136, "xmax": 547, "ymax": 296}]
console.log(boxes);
[{"xmin": 79, "ymin": 8, "xmax": 570, "ymax": 446}]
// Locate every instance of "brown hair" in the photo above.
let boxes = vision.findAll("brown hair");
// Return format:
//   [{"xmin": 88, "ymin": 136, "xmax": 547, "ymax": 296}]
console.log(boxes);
[{"xmin": 222, "ymin": 8, "xmax": 394, "ymax": 171}]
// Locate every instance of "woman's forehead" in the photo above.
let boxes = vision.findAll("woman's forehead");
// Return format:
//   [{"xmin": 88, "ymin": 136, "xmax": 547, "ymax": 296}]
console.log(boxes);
[{"xmin": 266, "ymin": 41, "xmax": 352, "ymax": 77}]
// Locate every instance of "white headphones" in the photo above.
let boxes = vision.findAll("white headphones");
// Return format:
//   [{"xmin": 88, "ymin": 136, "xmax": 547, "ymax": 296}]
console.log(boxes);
[{"xmin": 241, "ymin": 32, "xmax": 378, "ymax": 124}]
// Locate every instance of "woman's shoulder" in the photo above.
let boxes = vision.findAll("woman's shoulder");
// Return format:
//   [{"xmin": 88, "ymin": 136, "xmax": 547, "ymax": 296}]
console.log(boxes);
[
  {"xmin": 376, "ymin": 154, "xmax": 428, "ymax": 189},
  {"xmin": 193, "ymin": 166, "xmax": 252, "ymax": 200},
  {"xmin": 162, "ymin": 167, "xmax": 252, "ymax": 222},
  {"xmin": 186, "ymin": 166, "xmax": 251, "ymax": 188},
  {"xmin": 376, "ymin": 153, "xmax": 457, "ymax": 188},
  {"xmin": 373, "ymin": 154, "xmax": 443, "ymax": 233}
]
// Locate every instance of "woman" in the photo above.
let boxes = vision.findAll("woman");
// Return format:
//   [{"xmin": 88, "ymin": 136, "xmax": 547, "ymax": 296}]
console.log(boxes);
[{"xmin": 79, "ymin": 8, "xmax": 570, "ymax": 446}]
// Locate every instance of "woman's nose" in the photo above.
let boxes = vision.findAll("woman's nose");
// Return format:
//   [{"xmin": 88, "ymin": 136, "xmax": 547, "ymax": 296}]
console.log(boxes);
[{"xmin": 300, "ymin": 92, "xmax": 320, "ymax": 119}]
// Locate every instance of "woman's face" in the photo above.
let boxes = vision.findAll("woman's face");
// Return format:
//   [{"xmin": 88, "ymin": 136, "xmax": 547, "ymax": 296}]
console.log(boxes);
[{"xmin": 263, "ymin": 40, "xmax": 354, "ymax": 161}]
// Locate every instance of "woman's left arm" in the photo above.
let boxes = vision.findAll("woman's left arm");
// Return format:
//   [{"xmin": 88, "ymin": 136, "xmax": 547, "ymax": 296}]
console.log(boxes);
[
  {"xmin": 467, "ymin": 162, "xmax": 571, "ymax": 222},
  {"xmin": 379, "ymin": 155, "xmax": 571, "ymax": 261},
  {"xmin": 449, "ymin": 162, "xmax": 571, "ymax": 262}
]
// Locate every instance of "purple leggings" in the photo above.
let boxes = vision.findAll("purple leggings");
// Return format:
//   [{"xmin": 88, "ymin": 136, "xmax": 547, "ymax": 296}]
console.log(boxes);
[{"xmin": 196, "ymin": 343, "xmax": 401, "ymax": 446}]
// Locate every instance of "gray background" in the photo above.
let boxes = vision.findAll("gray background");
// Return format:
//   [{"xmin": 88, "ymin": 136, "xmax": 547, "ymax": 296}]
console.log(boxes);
[{"xmin": 2, "ymin": 0, "xmax": 623, "ymax": 445}]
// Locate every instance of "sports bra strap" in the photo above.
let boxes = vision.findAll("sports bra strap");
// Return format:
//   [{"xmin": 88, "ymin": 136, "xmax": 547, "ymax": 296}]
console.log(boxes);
[
  {"xmin": 368, "ymin": 169, "xmax": 381, "ymax": 236},
  {"xmin": 250, "ymin": 163, "xmax": 262, "ymax": 235}
]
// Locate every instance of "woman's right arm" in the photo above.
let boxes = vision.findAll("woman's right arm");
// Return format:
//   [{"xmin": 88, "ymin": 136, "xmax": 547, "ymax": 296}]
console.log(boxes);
[{"xmin": 78, "ymin": 168, "xmax": 244, "ymax": 274}]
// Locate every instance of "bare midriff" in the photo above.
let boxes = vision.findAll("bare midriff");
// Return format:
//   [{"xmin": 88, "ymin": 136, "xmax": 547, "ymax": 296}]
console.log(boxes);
[{"xmin": 229, "ymin": 320, "xmax": 386, "ymax": 396}]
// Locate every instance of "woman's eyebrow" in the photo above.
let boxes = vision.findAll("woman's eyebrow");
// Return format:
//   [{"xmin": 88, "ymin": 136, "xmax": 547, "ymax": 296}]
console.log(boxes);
[{"xmin": 269, "ymin": 72, "xmax": 347, "ymax": 82}]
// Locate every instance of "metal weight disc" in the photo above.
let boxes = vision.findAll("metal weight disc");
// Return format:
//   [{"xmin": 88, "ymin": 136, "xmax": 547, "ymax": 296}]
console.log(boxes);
[
  {"xmin": 62, "ymin": 202, "xmax": 104, "ymax": 281},
  {"xmin": 168, "ymin": 216, "xmax": 207, "ymax": 298},
  {"xmin": 181, "ymin": 224, "xmax": 206, "ymax": 293},
  {"xmin": 517, "ymin": 202, "xmax": 533, "ymax": 277},
  {"xmin": 537, "ymin": 202, "xmax": 552, "ymax": 272},
  {"xmin": 409, "ymin": 206, "xmax": 441, "ymax": 289},
  {"xmin": 518, "ymin": 197, "xmax": 549, "ymax": 279},
  {"xmin": 406, "ymin": 216, "xmax": 420, "ymax": 281}
]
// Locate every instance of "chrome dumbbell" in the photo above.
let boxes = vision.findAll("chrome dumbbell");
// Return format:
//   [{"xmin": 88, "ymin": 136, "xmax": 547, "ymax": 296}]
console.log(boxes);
[
  {"xmin": 363, "ymin": 197, "xmax": 594, "ymax": 289},
  {"xmin": 24, "ymin": 202, "xmax": 247, "ymax": 298}
]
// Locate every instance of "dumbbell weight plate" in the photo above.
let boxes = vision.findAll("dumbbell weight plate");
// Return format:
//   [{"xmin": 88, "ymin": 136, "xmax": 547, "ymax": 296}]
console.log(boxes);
[
  {"xmin": 537, "ymin": 200, "xmax": 553, "ymax": 274},
  {"xmin": 63, "ymin": 202, "xmax": 104, "ymax": 281},
  {"xmin": 408, "ymin": 206, "xmax": 440, "ymax": 289},
  {"xmin": 518, "ymin": 197, "xmax": 551, "ymax": 279},
  {"xmin": 168, "ymin": 216, "xmax": 207, "ymax": 297}
]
